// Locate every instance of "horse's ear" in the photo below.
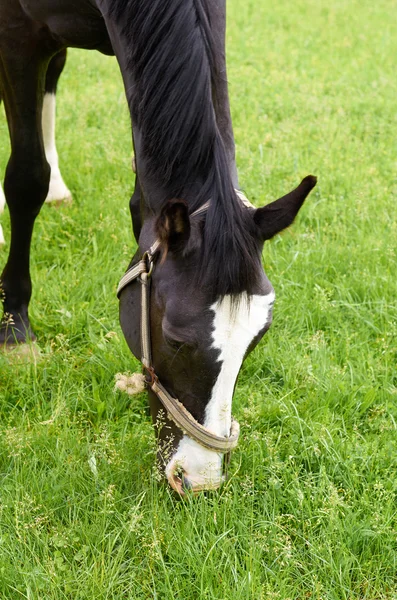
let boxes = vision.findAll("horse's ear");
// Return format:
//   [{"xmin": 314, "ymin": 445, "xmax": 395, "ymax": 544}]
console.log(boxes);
[
  {"xmin": 156, "ymin": 199, "xmax": 191, "ymax": 257},
  {"xmin": 254, "ymin": 175, "xmax": 317, "ymax": 241}
]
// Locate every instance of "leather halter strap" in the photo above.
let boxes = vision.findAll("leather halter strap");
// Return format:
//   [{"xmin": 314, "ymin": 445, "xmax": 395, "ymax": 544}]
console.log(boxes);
[{"xmin": 117, "ymin": 198, "xmax": 248, "ymax": 454}]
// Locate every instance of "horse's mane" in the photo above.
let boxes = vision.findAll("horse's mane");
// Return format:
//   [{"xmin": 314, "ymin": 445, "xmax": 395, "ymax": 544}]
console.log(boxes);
[{"xmin": 109, "ymin": 0, "xmax": 261, "ymax": 297}]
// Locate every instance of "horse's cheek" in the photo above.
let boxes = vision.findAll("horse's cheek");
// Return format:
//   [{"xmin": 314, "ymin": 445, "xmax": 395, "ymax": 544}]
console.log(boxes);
[{"xmin": 119, "ymin": 286, "xmax": 141, "ymax": 360}]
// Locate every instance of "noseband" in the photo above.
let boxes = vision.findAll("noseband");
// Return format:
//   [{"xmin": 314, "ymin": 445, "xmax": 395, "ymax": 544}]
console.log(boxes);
[{"xmin": 117, "ymin": 201, "xmax": 241, "ymax": 455}]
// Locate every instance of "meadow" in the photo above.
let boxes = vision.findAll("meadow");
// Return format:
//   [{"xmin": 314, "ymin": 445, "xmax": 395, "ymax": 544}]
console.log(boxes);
[{"xmin": 0, "ymin": 0, "xmax": 396, "ymax": 597}]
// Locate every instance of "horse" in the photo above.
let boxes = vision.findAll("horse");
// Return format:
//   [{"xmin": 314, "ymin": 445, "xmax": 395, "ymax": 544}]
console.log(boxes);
[
  {"xmin": 0, "ymin": 0, "xmax": 316, "ymax": 494},
  {"xmin": 0, "ymin": 49, "xmax": 71, "ymax": 245}
]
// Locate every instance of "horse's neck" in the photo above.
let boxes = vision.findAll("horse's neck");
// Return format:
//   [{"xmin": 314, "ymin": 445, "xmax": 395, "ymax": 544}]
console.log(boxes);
[
  {"xmin": 137, "ymin": 166, "xmax": 206, "ymax": 216},
  {"xmin": 101, "ymin": 0, "xmax": 238, "ymax": 208}
]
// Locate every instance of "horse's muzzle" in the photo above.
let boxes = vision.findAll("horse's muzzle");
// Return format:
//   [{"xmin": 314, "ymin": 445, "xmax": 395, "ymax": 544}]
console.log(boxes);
[{"xmin": 166, "ymin": 459, "xmax": 224, "ymax": 495}]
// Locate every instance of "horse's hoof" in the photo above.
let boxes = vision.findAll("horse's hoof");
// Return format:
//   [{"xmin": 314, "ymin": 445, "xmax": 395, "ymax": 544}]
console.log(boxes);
[
  {"xmin": 0, "ymin": 317, "xmax": 36, "ymax": 346},
  {"xmin": 1, "ymin": 341, "xmax": 42, "ymax": 363}
]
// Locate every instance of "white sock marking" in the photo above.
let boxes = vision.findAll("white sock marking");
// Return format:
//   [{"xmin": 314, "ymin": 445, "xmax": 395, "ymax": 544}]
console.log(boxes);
[
  {"xmin": 42, "ymin": 93, "xmax": 71, "ymax": 203},
  {"xmin": 166, "ymin": 290, "xmax": 275, "ymax": 491}
]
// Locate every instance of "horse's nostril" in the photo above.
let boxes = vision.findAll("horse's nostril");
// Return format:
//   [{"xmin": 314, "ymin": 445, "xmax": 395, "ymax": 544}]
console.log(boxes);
[
  {"xmin": 181, "ymin": 474, "xmax": 192, "ymax": 491},
  {"xmin": 167, "ymin": 462, "xmax": 185, "ymax": 495}
]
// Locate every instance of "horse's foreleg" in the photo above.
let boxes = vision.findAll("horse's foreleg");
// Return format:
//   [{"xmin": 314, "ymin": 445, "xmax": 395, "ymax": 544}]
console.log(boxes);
[
  {"xmin": 43, "ymin": 49, "xmax": 71, "ymax": 205},
  {"xmin": 0, "ymin": 93, "xmax": 5, "ymax": 245},
  {"xmin": 0, "ymin": 52, "xmax": 51, "ymax": 345},
  {"xmin": 0, "ymin": 50, "xmax": 70, "ymax": 247}
]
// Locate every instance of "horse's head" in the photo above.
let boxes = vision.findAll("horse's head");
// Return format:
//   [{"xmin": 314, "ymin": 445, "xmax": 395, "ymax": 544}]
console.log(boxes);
[{"xmin": 119, "ymin": 176, "xmax": 316, "ymax": 494}]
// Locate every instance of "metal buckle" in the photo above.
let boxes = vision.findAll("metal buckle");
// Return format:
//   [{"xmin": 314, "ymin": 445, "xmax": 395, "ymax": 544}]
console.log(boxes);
[
  {"xmin": 142, "ymin": 251, "xmax": 154, "ymax": 278},
  {"xmin": 144, "ymin": 365, "xmax": 158, "ymax": 387}
]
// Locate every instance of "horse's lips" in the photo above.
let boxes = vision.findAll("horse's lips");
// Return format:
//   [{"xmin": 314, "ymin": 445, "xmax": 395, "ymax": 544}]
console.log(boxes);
[
  {"xmin": 166, "ymin": 461, "xmax": 224, "ymax": 495},
  {"xmin": 168, "ymin": 472, "xmax": 184, "ymax": 495}
]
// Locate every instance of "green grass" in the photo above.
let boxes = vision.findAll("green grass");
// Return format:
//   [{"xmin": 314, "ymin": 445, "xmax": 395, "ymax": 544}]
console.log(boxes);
[{"xmin": 1, "ymin": 0, "xmax": 397, "ymax": 597}]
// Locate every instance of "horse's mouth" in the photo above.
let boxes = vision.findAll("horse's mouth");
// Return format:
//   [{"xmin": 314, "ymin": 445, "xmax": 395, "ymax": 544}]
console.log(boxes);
[{"xmin": 167, "ymin": 466, "xmax": 224, "ymax": 495}]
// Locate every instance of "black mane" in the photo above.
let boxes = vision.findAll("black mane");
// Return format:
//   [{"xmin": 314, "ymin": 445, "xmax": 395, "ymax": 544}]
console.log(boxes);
[{"xmin": 109, "ymin": 0, "xmax": 262, "ymax": 297}]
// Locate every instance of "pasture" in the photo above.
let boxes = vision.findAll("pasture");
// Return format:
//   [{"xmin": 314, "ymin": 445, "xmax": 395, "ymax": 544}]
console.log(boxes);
[{"xmin": 0, "ymin": 0, "xmax": 396, "ymax": 597}]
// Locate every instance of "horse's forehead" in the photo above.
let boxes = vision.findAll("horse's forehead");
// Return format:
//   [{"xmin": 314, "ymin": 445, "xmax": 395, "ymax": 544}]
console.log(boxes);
[
  {"xmin": 164, "ymin": 279, "xmax": 274, "ymax": 331},
  {"xmin": 210, "ymin": 291, "xmax": 275, "ymax": 356}
]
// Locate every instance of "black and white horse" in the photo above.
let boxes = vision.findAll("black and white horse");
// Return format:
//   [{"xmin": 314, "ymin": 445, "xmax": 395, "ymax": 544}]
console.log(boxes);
[{"xmin": 0, "ymin": 0, "xmax": 316, "ymax": 493}]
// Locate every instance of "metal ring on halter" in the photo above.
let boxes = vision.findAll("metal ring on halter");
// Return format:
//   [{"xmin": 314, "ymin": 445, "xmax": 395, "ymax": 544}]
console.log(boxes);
[{"xmin": 142, "ymin": 251, "xmax": 154, "ymax": 278}]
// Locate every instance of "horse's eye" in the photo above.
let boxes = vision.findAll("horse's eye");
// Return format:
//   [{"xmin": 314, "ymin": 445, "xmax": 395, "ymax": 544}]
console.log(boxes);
[{"xmin": 163, "ymin": 333, "xmax": 183, "ymax": 350}]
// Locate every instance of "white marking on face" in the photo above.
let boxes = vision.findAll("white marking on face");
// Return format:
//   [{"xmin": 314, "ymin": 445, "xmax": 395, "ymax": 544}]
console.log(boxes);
[
  {"xmin": 166, "ymin": 290, "xmax": 275, "ymax": 493},
  {"xmin": 42, "ymin": 93, "xmax": 72, "ymax": 204}
]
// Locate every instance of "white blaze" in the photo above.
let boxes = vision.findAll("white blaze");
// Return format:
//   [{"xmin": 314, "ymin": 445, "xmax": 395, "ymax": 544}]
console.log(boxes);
[{"xmin": 166, "ymin": 290, "xmax": 275, "ymax": 492}]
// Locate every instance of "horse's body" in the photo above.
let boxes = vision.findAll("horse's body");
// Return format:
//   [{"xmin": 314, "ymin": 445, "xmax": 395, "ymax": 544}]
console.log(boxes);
[{"xmin": 0, "ymin": 0, "xmax": 316, "ymax": 493}]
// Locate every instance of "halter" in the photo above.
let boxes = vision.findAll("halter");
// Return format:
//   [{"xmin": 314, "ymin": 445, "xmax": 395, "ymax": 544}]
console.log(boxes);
[{"xmin": 117, "ymin": 200, "xmax": 244, "ymax": 455}]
